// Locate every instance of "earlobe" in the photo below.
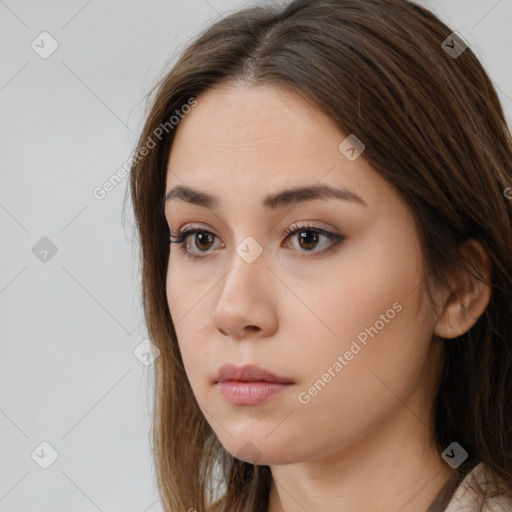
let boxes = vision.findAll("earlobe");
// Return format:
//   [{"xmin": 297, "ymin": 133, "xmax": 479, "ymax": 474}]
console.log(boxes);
[{"xmin": 433, "ymin": 239, "xmax": 492, "ymax": 340}]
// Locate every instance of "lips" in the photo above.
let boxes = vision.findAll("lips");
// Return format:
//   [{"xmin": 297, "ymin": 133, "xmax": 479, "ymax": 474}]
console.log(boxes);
[{"xmin": 214, "ymin": 363, "xmax": 294, "ymax": 384}]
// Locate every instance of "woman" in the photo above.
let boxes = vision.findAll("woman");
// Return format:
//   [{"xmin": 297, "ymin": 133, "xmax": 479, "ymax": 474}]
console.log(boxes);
[{"xmin": 127, "ymin": 0, "xmax": 512, "ymax": 510}]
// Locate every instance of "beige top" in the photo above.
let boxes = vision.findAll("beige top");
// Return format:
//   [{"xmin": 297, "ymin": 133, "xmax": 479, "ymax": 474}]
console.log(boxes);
[{"xmin": 444, "ymin": 462, "xmax": 512, "ymax": 512}]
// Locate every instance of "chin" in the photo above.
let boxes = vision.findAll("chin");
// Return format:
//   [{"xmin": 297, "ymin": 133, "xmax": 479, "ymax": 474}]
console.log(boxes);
[{"xmin": 217, "ymin": 436, "xmax": 297, "ymax": 466}]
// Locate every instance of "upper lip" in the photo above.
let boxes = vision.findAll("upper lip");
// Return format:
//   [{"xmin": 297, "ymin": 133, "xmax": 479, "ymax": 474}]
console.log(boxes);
[{"xmin": 214, "ymin": 364, "xmax": 294, "ymax": 384}]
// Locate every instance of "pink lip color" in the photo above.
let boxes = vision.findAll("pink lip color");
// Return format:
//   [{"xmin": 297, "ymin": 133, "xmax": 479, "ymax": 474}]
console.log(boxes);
[{"xmin": 217, "ymin": 380, "xmax": 293, "ymax": 405}]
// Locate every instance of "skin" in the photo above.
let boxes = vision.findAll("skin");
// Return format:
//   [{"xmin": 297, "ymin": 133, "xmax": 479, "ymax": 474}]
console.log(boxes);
[{"xmin": 164, "ymin": 83, "xmax": 492, "ymax": 512}]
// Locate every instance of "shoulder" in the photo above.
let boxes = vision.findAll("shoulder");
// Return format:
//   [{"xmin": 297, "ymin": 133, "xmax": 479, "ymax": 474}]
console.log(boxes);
[{"xmin": 445, "ymin": 463, "xmax": 512, "ymax": 512}]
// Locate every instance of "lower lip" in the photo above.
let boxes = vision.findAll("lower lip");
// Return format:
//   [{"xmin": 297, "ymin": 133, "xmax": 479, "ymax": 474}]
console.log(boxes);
[{"xmin": 216, "ymin": 381, "xmax": 293, "ymax": 405}]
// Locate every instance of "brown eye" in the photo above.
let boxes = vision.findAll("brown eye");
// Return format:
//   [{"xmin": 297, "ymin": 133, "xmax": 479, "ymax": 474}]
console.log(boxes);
[
  {"xmin": 194, "ymin": 232, "xmax": 215, "ymax": 251},
  {"xmin": 284, "ymin": 224, "xmax": 344, "ymax": 256},
  {"xmin": 170, "ymin": 227, "xmax": 222, "ymax": 259},
  {"xmin": 297, "ymin": 230, "xmax": 320, "ymax": 251},
  {"xmin": 170, "ymin": 223, "xmax": 344, "ymax": 260}
]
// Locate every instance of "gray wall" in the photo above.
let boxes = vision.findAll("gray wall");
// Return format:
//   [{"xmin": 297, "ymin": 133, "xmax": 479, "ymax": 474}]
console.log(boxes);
[{"xmin": 1, "ymin": 0, "xmax": 510, "ymax": 510}]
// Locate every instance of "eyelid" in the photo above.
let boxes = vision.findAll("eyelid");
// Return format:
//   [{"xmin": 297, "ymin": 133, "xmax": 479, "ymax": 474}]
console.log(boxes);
[
  {"xmin": 169, "ymin": 219, "xmax": 340, "ymax": 236},
  {"xmin": 170, "ymin": 222, "xmax": 223, "ymax": 243},
  {"xmin": 169, "ymin": 221, "xmax": 338, "ymax": 242}
]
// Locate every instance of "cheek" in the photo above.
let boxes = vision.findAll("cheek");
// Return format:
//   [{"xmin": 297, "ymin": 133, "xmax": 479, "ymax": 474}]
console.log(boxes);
[
  {"xmin": 298, "ymin": 236, "xmax": 421, "ymax": 348},
  {"xmin": 288, "ymin": 287, "xmax": 434, "ymax": 459},
  {"xmin": 166, "ymin": 257, "xmax": 204, "ymax": 327},
  {"xmin": 165, "ymin": 264, "xmax": 207, "ymax": 382},
  {"xmin": 166, "ymin": 267, "xmax": 182, "ymax": 330},
  {"xmin": 295, "ymin": 226, "xmax": 430, "ymax": 385}
]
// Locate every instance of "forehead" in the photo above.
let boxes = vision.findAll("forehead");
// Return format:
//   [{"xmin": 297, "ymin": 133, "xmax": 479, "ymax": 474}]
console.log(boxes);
[
  {"xmin": 172, "ymin": 84, "xmax": 333, "ymax": 154},
  {"xmin": 165, "ymin": 84, "xmax": 381, "ymax": 210}
]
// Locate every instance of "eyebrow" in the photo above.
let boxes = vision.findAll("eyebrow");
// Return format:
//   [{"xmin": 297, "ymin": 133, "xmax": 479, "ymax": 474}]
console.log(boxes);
[{"xmin": 164, "ymin": 184, "xmax": 368, "ymax": 210}]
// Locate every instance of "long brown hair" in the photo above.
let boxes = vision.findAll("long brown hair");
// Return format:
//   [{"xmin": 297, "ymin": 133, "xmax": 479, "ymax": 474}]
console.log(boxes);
[{"xmin": 126, "ymin": 1, "xmax": 512, "ymax": 510}]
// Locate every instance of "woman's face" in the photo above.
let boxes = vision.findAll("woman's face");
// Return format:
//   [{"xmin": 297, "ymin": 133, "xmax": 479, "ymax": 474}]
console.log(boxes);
[{"xmin": 164, "ymin": 83, "xmax": 444, "ymax": 465}]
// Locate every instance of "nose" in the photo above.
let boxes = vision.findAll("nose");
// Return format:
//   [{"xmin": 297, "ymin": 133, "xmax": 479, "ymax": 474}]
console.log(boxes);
[{"xmin": 211, "ymin": 251, "xmax": 278, "ymax": 340}]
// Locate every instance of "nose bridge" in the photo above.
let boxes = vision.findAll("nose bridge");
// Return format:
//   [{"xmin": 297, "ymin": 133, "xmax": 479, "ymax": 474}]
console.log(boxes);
[
  {"xmin": 213, "ymin": 234, "xmax": 272, "ymax": 320},
  {"xmin": 210, "ymin": 224, "xmax": 281, "ymax": 339},
  {"xmin": 215, "ymin": 267, "xmax": 272, "ymax": 339},
  {"xmin": 221, "ymin": 235, "xmax": 267, "ymax": 297}
]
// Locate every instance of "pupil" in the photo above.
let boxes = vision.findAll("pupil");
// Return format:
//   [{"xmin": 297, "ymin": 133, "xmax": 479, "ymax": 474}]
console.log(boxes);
[
  {"xmin": 299, "ymin": 231, "xmax": 318, "ymax": 250},
  {"xmin": 196, "ymin": 232, "xmax": 212, "ymax": 250}
]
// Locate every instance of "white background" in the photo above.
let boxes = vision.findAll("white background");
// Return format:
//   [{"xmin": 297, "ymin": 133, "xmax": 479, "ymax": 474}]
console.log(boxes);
[{"xmin": 1, "ymin": 0, "xmax": 511, "ymax": 511}]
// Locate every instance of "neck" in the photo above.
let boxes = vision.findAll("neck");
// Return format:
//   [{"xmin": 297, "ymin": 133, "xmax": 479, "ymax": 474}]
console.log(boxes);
[{"xmin": 266, "ymin": 409, "xmax": 455, "ymax": 512}]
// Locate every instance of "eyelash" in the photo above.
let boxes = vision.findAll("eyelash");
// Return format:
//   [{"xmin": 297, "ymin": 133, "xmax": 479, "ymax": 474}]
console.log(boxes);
[{"xmin": 169, "ymin": 222, "xmax": 344, "ymax": 260}]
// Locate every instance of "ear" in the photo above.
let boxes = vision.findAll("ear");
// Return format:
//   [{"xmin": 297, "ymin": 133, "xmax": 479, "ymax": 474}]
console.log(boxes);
[{"xmin": 434, "ymin": 239, "xmax": 492, "ymax": 339}]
